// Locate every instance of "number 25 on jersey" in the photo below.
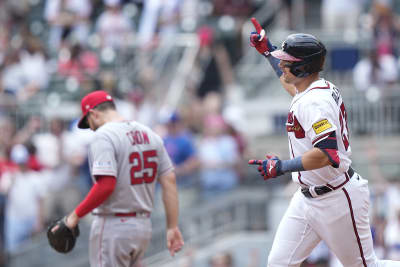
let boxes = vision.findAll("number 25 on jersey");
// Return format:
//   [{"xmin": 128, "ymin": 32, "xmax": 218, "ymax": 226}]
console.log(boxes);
[{"xmin": 129, "ymin": 150, "xmax": 158, "ymax": 185}]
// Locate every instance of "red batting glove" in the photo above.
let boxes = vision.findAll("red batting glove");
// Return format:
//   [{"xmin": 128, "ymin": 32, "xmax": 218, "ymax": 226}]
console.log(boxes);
[
  {"xmin": 248, "ymin": 155, "xmax": 283, "ymax": 180},
  {"xmin": 250, "ymin": 17, "xmax": 272, "ymax": 57}
]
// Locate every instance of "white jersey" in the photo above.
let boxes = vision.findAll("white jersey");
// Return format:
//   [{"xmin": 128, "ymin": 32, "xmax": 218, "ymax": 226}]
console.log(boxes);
[
  {"xmin": 88, "ymin": 121, "xmax": 174, "ymax": 214},
  {"xmin": 286, "ymin": 78, "xmax": 351, "ymax": 186}
]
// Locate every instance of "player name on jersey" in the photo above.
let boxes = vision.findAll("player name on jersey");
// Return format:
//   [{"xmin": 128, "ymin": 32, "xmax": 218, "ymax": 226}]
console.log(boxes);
[{"xmin": 126, "ymin": 130, "xmax": 150, "ymax": 146}]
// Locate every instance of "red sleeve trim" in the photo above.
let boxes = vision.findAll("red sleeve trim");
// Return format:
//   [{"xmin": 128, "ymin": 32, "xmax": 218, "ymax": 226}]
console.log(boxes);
[
  {"xmin": 75, "ymin": 175, "xmax": 116, "ymax": 218},
  {"xmin": 319, "ymin": 148, "xmax": 340, "ymax": 168},
  {"xmin": 312, "ymin": 132, "xmax": 331, "ymax": 145}
]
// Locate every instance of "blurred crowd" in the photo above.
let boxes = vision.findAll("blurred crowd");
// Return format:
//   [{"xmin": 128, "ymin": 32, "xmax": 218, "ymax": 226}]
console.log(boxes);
[
  {"xmin": 0, "ymin": 0, "xmax": 258, "ymax": 264},
  {"xmin": 0, "ymin": 0, "xmax": 399, "ymax": 266}
]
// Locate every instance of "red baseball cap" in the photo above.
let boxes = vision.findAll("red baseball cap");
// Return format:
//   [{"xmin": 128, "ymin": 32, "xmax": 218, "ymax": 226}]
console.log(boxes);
[{"xmin": 78, "ymin": 90, "xmax": 114, "ymax": 129}]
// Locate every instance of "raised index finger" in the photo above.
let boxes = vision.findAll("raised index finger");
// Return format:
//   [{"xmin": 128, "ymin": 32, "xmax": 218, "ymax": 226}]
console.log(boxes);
[
  {"xmin": 248, "ymin": 159, "xmax": 262, "ymax": 165},
  {"xmin": 251, "ymin": 17, "xmax": 262, "ymax": 34}
]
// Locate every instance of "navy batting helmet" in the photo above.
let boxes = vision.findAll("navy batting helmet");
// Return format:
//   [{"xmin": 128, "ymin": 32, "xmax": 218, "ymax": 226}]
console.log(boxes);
[{"xmin": 271, "ymin": 33, "xmax": 326, "ymax": 78}]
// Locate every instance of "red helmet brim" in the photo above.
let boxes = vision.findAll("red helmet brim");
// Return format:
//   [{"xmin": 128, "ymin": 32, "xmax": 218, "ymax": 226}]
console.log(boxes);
[{"xmin": 271, "ymin": 50, "xmax": 302, "ymax": 62}]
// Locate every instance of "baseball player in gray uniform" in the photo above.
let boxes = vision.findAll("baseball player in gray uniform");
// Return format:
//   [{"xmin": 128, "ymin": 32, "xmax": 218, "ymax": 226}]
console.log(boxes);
[
  {"xmin": 248, "ymin": 18, "xmax": 400, "ymax": 267},
  {"xmin": 54, "ymin": 90, "xmax": 184, "ymax": 266}
]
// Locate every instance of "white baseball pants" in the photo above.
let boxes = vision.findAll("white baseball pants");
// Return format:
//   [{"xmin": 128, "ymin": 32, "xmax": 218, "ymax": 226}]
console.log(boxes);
[{"xmin": 268, "ymin": 174, "xmax": 400, "ymax": 267}]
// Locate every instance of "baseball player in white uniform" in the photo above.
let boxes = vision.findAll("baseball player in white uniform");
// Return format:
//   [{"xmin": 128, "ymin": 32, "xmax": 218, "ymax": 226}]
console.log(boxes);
[
  {"xmin": 55, "ymin": 90, "xmax": 184, "ymax": 266},
  {"xmin": 248, "ymin": 18, "xmax": 400, "ymax": 267}
]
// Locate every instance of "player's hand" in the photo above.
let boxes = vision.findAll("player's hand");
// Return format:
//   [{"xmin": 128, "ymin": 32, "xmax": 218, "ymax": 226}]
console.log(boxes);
[
  {"xmin": 248, "ymin": 155, "xmax": 283, "ymax": 180},
  {"xmin": 166, "ymin": 226, "xmax": 184, "ymax": 257},
  {"xmin": 65, "ymin": 211, "xmax": 80, "ymax": 229},
  {"xmin": 250, "ymin": 17, "xmax": 272, "ymax": 57}
]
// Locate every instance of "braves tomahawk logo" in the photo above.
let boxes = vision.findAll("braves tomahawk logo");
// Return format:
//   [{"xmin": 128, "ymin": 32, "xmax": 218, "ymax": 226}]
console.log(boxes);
[{"xmin": 286, "ymin": 111, "xmax": 305, "ymax": 138}]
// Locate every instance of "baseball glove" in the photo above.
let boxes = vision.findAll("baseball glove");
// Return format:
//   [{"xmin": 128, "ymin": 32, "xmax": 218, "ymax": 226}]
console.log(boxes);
[{"xmin": 47, "ymin": 217, "xmax": 80, "ymax": 253}]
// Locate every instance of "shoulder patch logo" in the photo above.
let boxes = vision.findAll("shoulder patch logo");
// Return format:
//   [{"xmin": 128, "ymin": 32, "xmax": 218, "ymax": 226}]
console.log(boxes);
[{"xmin": 312, "ymin": 119, "xmax": 332, "ymax": 134}]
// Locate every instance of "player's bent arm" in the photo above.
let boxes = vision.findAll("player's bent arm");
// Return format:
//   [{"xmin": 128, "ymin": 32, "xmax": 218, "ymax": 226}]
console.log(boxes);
[
  {"xmin": 159, "ymin": 171, "xmax": 179, "ymax": 229},
  {"xmin": 249, "ymin": 17, "xmax": 296, "ymax": 97},
  {"xmin": 300, "ymin": 148, "xmax": 332, "ymax": 170},
  {"xmin": 279, "ymin": 133, "xmax": 339, "ymax": 173}
]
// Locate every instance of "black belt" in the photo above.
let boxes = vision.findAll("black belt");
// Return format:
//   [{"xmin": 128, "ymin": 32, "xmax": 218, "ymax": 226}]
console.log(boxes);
[
  {"xmin": 301, "ymin": 167, "xmax": 355, "ymax": 198},
  {"xmin": 93, "ymin": 211, "xmax": 151, "ymax": 217}
]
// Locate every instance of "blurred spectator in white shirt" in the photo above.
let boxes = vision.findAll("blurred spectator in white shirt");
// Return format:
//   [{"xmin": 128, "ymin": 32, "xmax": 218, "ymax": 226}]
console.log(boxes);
[
  {"xmin": 321, "ymin": 0, "xmax": 365, "ymax": 33},
  {"xmin": 137, "ymin": 0, "xmax": 184, "ymax": 48},
  {"xmin": 95, "ymin": 0, "xmax": 135, "ymax": 49},
  {"xmin": 4, "ymin": 144, "xmax": 47, "ymax": 253},
  {"xmin": 2, "ymin": 37, "xmax": 49, "ymax": 104},
  {"xmin": 385, "ymin": 209, "xmax": 400, "ymax": 260},
  {"xmin": 158, "ymin": 0, "xmax": 183, "ymax": 39},
  {"xmin": 32, "ymin": 117, "xmax": 86, "ymax": 219},
  {"xmin": 19, "ymin": 36, "xmax": 49, "ymax": 88},
  {"xmin": 32, "ymin": 117, "xmax": 80, "ymax": 169},
  {"xmin": 353, "ymin": 49, "xmax": 398, "ymax": 94},
  {"xmin": 137, "ymin": 0, "xmax": 161, "ymax": 47},
  {"xmin": 198, "ymin": 114, "xmax": 239, "ymax": 199},
  {"xmin": 44, "ymin": 0, "xmax": 92, "ymax": 51}
]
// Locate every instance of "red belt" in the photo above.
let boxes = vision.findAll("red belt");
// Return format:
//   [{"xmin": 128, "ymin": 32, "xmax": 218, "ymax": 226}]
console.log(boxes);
[{"xmin": 114, "ymin": 212, "xmax": 150, "ymax": 217}]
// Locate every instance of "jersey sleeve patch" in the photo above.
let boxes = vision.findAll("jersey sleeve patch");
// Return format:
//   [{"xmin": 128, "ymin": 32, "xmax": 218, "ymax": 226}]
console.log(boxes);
[{"xmin": 312, "ymin": 119, "xmax": 332, "ymax": 134}]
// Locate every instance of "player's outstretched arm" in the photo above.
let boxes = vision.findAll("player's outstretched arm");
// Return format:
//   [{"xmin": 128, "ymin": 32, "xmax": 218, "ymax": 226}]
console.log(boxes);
[
  {"xmin": 248, "ymin": 148, "xmax": 334, "ymax": 181},
  {"xmin": 250, "ymin": 18, "xmax": 281, "ymax": 77},
  {"xmin": 159, "ymin": 171, "xmax": 184, "ymax": 256},
  {"xmin": 249, "ymin": 18, "xmax": 275, "ymax": 57},
  {"xmin": 250, "ymin": 18, "xmax": 296, "ymax": 97}
]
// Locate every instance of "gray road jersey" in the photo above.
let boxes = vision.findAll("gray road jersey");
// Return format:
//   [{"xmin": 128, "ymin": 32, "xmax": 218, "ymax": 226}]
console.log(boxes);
[{"xmin": 88, "ymin": 121, "xmax": 174, "ymax": 214}]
